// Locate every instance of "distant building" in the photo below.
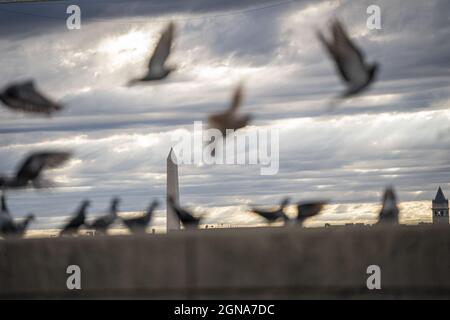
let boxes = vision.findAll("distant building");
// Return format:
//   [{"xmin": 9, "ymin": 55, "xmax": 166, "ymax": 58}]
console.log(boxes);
[{"xmin": 432, "ymin": 186, "xmax": 449, "ymax": 224}]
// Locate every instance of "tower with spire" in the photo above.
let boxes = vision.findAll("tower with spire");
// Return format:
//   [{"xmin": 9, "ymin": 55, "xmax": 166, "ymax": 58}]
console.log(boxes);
[{"xmin": 432, "ymin": 186, "xmax": 449, "ymax": 224}]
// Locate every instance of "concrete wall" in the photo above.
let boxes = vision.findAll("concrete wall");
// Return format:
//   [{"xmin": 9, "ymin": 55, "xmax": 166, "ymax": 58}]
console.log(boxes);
[{"xmin": 0, "ymin": 225, "xmax": 449, "ymax": 299}]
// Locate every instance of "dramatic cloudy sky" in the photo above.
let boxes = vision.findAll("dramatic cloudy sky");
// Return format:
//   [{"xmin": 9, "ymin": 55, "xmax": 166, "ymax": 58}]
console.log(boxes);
[{"xmin": 0, "ymin": 0, "xmax": 449, "ymax": 231}]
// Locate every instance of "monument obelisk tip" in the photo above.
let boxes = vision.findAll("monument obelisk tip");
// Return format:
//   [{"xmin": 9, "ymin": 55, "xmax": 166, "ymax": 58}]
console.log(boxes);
[
  {"xmin": 166, "ymin": 148, "xmax": 180, "ymax": 231},
  {"xmin": 167, "ymin": 147, "xmax": 178, "ymax": 164}
]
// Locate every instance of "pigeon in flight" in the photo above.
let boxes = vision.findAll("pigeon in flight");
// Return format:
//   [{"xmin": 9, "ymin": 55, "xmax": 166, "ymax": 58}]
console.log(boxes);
[
  {"xmin": 296, "ymin": 201, "xmax": 327, "ymax": 226},
  {"xmin": 377, "ymin": 187, "xmax": 399, "ymax": 224},
  {"xmin": 60, "ymin": 200, "xmax": 90, "ymax": 236},
  {"xmin": 208, "ymin": 84, "xmax": 252, "ymax": 137},
  {"xmin": 167, "ymin": 196, "xmax": 202, "ymax": 229},
  {"xmin": 0, "ymin": 80, "xmax": 63, "ymax": 115},
  {"xmin": 250, "ymin": 198, "xmax": 290, "ymax": 223},
  {"xmin": 128, "ymin": 22, "xmax": 176, "ymax": 85},
  {"xmin": 0, "ymin": 151, "xmax": 72, "ymax": 190},
  {"xmin": 318, "ymin": 20, "xmax": 379, "ymax": 98},
  {"xmin": 88, "ymin": 197, "xmax": 120, "ymax": 234},
  {"xmin": 122, "ymin": 199, "xmax": 159, "ymax": 234}
]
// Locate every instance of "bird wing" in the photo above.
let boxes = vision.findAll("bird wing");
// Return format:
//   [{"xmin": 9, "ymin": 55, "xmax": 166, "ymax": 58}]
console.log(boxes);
[
  {"xmin": 123, "ymin": 204, "xmax": 154, "ymax": 226},
  {"xmin": 2, "ymin": 81, "xmax": 62, "ymax": 114},
  {"xmin": 251, "ymin": 208, "xmax": 282, "ymax": 221},
  {"xmin": 179, "ymin": 208, "xmax": 198, "ymax": 223},
  {"xmin": 62, "ymin": 214, "xmax": 83, "ymax": 231},
  {"xmin": 148, "ymin": 22, "xmax": 174, "ymax": 74},
  {"xmin": 168, "ymin": 197, "xmax": 199, "ymax": 224},
  {"xmin": 174, "ymin": 204, "xmax": 198, "ymax": 223},
  {"xmin": 331, "ymin": 21, "xmax": 368, "ymax": 86},
  {"xmin": 234, "ymin": 115, "xmax": 251, "ymax": 131},
  {"xmin": 297, "ymin": 202, "xmax": 326, "ymax": 219},
  {"xmin": 91, "ymin": 216, "xmax": 109, "ymax": 228},
  {"xmin": 229, "ymin": 84, "xmax": 243, "ymax": 112},
  {"xmin": 15, "ymin": 151, "xmax": 71, "ymax": 183},
  {"xmin": 123, "ymin": 216, "xmax": 142, "ymax": 226},
  {"xmin": 208, "ymin": 113, "xmax": 228, "ymax": 136}
]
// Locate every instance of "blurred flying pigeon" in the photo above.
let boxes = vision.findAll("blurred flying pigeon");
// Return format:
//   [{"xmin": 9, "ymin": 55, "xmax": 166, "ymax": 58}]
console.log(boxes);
[
  {"xmin": 0, "ymin": 80, "xmax": 63, "ymax": 115},
  {"xmin": 122, "ymin": 199, "xmax": 159, "ymax": 233},
  {"xmin": 89, "ymin": 197, "xmax": 120, "ymax": 234},
  {"xmin": 251, "ymin": 198, "xmax": 290, "ymax": 223},
  {"xmin": 377, "ymin": 187, "xmax": 399, "ymax": 224},
  {"xmin": 167, "ymin": 196, "xmax": 201, "ymax": 229},
  {"xmin": 208, "ymin": 84, "xmax": 252, "ymax": 137},
  {"xmin": 0, "ymin": 151, "xmax": 72, "ymax": 190},
  {"xmin": 128, "ymin": 22, "xmax": 176, "ymax": 85},
  {"xmin": 60, "ymin": 200, "xmax": 90, "ymax": 236},
  {"xmin": 318, "ymin": 20, "xmax": 379, "ymax": 98},
  {"xmin": 296, "ymin": 201, "xmax": 327, "ymax": 226}
]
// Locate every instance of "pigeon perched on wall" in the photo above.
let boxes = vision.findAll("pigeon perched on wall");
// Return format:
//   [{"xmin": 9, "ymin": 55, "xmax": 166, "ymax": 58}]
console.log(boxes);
[
  {"xmin": 377, "ymin": 187, "xmax": 399, "ymax": 224},
  {"xmin": 89, "ymin": 197, "xmax": 120, "ymax": 234},
  {"xmin": 0, "ymin": 194, "xmax": 35, "ymax": 237},
  {"xmin": 60, "ymin": 200, "xmax": 90, "ymax": 236},
  {"xmin": 0, "ymin": 193, "xmax": 15, "ymax": 234},
  {"xmin": 128, "ymin": 22, "xmax": 176, "ymax": 85},
  {"xmin": 0, "ymin": 80, "xmax": 63, "ymax": 115},
  {"xmin": 208, "ymin": 84, "xmax": 252, "ymax": 137},
  {"xmin": 0, "ymin": 151, "xmax": 72, "ymax": 190},
  {"xmin": 122, "ymin": 200, "xmax": 159, "ymax": 234},
  {"xmin": 14, "ymin": 214, "xmax": 35, "ymax": 237},
  {"xmin": 318, "ymin": 20, "xmax": 379, "ymax": 98},
  {"xmin": 296, "ymin": 201, "xmax": 327, "ymax": 226},
  {"xmin": 251, "ymin": 198, "xmax": 290, "ymax": 223},
  {"xmin": 167, "ymin": 196, "xmax": 201, "ymax": 229},
  {"xmin": 1, "ymin": 193, "xmax": 10, "ymax": 216}
]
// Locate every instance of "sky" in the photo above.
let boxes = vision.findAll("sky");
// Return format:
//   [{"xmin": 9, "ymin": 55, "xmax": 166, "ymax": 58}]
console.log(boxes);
[{"xmin": 0, "ymin": 0, "xmax": 449, "ymax": 231}]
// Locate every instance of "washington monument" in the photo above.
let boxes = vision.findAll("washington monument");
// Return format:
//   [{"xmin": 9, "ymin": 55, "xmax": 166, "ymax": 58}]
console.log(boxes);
[{"xmin": 166, "ymin": 148, "xmax": 181, "ymax": 231}]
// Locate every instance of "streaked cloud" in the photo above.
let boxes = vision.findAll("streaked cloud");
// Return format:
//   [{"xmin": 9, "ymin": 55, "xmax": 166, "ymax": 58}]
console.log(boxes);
[{"xmin": 0, "ymin": 0, "xmax": 449, "ymax": 230}]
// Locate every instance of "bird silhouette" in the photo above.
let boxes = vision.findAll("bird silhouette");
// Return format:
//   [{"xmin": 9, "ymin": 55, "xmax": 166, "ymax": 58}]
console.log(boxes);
[
  {"xmin": 128, "ymin": 22, "xmax": 176, "ymax": 85},
  {"xmin": 122, "ymin": 199, "xmax": 159, "ymax": 234},
  {"xmin": 250, "ymin": 198, "xmax": 290, "ymax": 223},
  {"xmin": 167, "ymin": 196, "xmax": 201, "ymax": 229},
  {"xmin": 88, "ymin": 197, "xmax": 120, "ymax": 234},
  {"xmin": 318, "ymin": 20, "xmax": 378, "ymax": 99},
  {"xmin": 0, "ymin": 193, "xmax": 35, "ymax": 237},
  {"xmin": 208, "ymin": 84, "xmax": 252, "ymax": 137},
  {"xmin": 0, "ymin": 151, "xmax": 71, "ymax": 190},
  {"xmin": 60, "ymin": 200, "xmax": 90, "ymax": 236},
  {"xmin": 1, "ymin": 193, "xmax": 10, "ymax": 216},
  {"xmin": 0, "ymin": 193, "xmax": 15, "ymax": 235},
  {"xmin": 296, "ymin": 201, "xmax": 327, "ymax": 226},
  {"xmin": 0, "ymin": 80, "xmax": 63, "ymax": 115},
  {"xmin": 377, "ymin": 187, "xmax": 399, "ymax": 224},
  {"xmin": 13, "ymin": 214, "xmax": 35, "ymax": 237}
]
